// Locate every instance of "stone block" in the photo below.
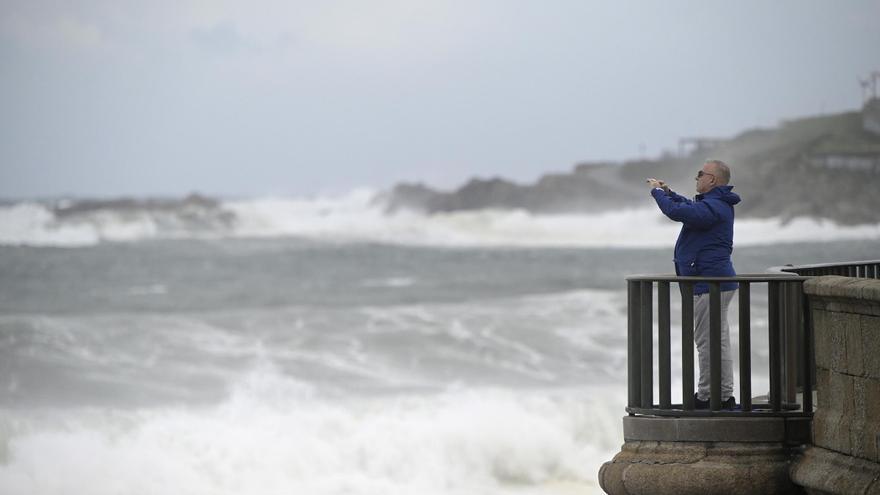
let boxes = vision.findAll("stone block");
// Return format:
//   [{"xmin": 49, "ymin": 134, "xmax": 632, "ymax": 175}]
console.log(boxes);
[
  {"xmin": 866, "ymin": 377, "xmax": 880, "ymax": 426},
  {"xmin": 863, "ymin": 315, "xmax": 880, "ymax": 379},
  {"xmin": 849, "ymin": 378, "xmax": 877, "ymax": 460},
  {"xmin": 848, "ymin": 319, "xmax": 866, "ymax": 376},
  {"xmin": 813, "ymin": 310, "xmax": 832, "ymax": 370},
  {"xmin": 830, "ymin": 371, "xmax": 856, "ymax": 419},
  {"xmin": 829, "ymin": 277, "xmax": 865, "ymax": 299},
  {"xmin": 851, "ymin": 418, "xmax": 880, "ymax": 463},
  {"xmin": 814, "ymin": 372, "xmax": 855, "ymax": 455},
  {"xmin": 853, "ymin": 377, "xmax": 880, "ymax": 463},
  {"xmin": 815, "ymin": 368, "xmax": 830, "ymax": 408},
  {"xmin": 858, "ymin": 278, "xmax": 880, "ymax": 303},
  {"xmin": 805, "ymin": 276, "xmax": 851, "ymax": 298},
  {"xmin": 790, "ymin": 446, "xmax": 880, "ymax": 495},
  {"xmin": 826, "ymin": 312, "xmax": 852, "ymax": 374},
  {"xmin": 600, "ymin": 440, "xmax": 798, "ymax": 495}
]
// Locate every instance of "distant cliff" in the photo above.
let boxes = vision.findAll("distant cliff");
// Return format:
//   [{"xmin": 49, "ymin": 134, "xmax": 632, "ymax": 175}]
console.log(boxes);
[{"xmin": 384, "ymin": 106, "xmax": 880, "ymax": 225}]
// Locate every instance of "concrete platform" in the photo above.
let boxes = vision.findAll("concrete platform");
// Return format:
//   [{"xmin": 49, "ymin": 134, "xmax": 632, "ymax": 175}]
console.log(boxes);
[{"xmin": 623, "ymin": 415, "xmax": 811, "ymax": 444}]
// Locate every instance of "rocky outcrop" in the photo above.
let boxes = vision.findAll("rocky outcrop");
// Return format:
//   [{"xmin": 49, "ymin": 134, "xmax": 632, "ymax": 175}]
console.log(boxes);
[{"xmin": 385, "ymin": 109, "xmax": 880, "ymax": 225}]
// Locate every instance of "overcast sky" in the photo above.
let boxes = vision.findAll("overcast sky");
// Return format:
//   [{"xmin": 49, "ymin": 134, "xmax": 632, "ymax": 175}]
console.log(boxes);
[{"xmin": 1, "ymin": 0, "xmax": 879, "ymax": 198}]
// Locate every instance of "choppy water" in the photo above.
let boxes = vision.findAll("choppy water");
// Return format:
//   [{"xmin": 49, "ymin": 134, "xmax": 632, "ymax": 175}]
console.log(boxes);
[{"xmin": 1, "ymin": 194, "xmax": 879, "ymax": 494}]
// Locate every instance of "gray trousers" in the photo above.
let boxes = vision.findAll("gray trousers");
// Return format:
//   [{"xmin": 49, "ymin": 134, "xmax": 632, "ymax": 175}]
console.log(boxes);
[{"xmin": 694, "ymin": 290, "xmax": 736, "ymax": 401}]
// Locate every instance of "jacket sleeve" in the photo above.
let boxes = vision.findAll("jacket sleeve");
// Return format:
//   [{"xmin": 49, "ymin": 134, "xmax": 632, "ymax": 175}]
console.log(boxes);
[
  {"xmin": 665, "ymin": 190, "xmax": 690, "ymax": 204},
  {"xmin": 651, "ymin": 189, "xmax": 719, "ymax": 228}
]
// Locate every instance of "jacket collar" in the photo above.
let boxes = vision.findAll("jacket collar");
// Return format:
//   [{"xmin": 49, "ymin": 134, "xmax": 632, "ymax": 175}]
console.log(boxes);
[{"xmin": 695, "ymin": 185, "xmax": 733, "ymax": 201}]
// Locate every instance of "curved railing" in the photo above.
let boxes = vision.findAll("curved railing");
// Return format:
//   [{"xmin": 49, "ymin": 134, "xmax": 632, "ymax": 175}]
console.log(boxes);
[
  {"xmin": 626, "ymin": 273, "xmax": 812, "ymax": 417},
  {"xmin": 626, "ymin": 259, "xmax": 880, "ymax": 418}
]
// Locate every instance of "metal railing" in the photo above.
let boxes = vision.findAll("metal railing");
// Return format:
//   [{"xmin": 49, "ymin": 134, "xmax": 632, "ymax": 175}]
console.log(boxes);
[
  {"xmin": 626, "ymin": 274, "xmax": 813, "ymax": 417},
  {"xmin": 626, "ymin": 259, "xmax": 880, "ymax": 417},
  {"xmin": 772, "ymin": 260, "xmax": 880, "ymax": 278}
]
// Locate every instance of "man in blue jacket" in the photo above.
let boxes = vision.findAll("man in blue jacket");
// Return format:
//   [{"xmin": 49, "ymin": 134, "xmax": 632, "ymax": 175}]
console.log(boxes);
[{"xmin": 647, "ymin": 159, "xmax": 741, "ymax": 409}]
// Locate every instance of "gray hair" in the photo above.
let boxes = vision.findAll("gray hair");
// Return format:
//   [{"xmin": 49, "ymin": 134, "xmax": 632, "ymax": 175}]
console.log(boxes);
[{"xmin": 705, "ymin": 159, "xmax": 731, "ymax": 184}]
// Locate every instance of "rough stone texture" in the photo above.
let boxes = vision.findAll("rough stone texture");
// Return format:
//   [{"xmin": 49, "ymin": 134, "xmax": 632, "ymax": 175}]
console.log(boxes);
[
  {"xmin": 786, "ymin": 275, "xmax": 880, "ymax": 494},
  {"xmin": 807, "ymin": 276, "xmax": 880, "ymax": 317},
  {"xmin": 807, "ymin": 276, "xmax": 880, "ymax": 463},
  {"xmin": 813, "ymin": 373, "xmax": 854, "ymax": 455},
  {"xmin": 790, "ymin": 446, "xmax": 880, "ymax": 495},
  {"xmin": 599, "ymin": 440, "xmax": 801, "ymax": 495},
  {"xmin": 863, "ymin": 315, "xmax": 880, "ymax": 379},
  {"xmin": 828, "ymin": 311, "xmax": 855, "ymax": 374},
  {"xmin": 851, "ymin": 376, "xmax": 880, "ymax": 462},
  {"xmin": 804, "ymin": 276, "xmax": 877, "ymax": 300},
  {"xmin": 846, "ymin": 313, "xmax": 865, "ymax": 376}
]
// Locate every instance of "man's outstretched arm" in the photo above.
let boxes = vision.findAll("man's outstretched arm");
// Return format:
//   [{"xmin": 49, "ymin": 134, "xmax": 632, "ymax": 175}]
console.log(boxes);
[{"xmin": 651, "ymin": 188, "xmax": 718, "ymax": 228}]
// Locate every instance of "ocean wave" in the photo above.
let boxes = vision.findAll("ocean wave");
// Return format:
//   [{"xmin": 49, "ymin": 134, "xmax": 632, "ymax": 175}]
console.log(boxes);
[
  {"xmin": 1, "ymin": 190, "xmax": 879, "ymax": 247},
  {"xmin": 0, "ymin": 367, "xmax": 621, "ymax": 495}
]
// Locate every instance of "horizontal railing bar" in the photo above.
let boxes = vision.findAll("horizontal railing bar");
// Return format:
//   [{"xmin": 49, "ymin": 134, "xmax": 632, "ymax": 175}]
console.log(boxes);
[
  {"xmin": 768, "ymin": 259, "xmax": 880, "ymax": 273},
  {"xmin": 626, "ymin": 274, "xmax": 810, "ymax": 282},
  {"xmin": 624, "ymin": 407, "xmax": 812, "ymax": 418}
]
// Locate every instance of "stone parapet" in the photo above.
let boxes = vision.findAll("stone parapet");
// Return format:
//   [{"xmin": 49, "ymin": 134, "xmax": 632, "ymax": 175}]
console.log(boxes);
[
  {"xmin": 790, "ymin": 446, "xmax": 880, "ymax": 494},
  {"xmin": 599, "ymin": 440, "xmax": 800, "ymax": 495},
  {"xmin": 790, "ymin": 276, "xmax": 880, "ymax": 494},
  {"xmin": 804, "ymin": 276, "xmax": 880, "ymax": 461}
]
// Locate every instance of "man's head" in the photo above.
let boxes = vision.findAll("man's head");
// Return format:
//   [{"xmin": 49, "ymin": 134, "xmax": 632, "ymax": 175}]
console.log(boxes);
[{"xmin": 695, "ymin": 159, "xmax": 730, "ymax": 193}]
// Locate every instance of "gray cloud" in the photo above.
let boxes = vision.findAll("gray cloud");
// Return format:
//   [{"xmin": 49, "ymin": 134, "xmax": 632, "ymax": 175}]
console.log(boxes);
[{"xmin": 1, "ymin": 0, "xmax": 879, "ymax": 198}]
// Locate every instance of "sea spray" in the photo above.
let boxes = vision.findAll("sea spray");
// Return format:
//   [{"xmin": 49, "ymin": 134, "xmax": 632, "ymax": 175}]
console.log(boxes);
[{"xmin": 2, "ymin": 191, "xmax": 880, "ymax": 247}]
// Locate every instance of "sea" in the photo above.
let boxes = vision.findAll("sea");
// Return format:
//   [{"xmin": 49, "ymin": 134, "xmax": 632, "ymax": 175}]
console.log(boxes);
[{"xmin": 1, "ymin": 189, "xmax": 879, "ymax": 495}]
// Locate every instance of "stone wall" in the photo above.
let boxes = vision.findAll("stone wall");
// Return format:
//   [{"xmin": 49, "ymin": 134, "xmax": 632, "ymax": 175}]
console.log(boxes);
[{"xmin": 790, "ymin": 276, "xmax": 880, "ymax": 494}]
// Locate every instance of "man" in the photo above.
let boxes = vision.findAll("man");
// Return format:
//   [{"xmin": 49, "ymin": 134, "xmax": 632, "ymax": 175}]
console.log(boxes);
[{"xmin": 647, "ymin": 159, "xmax": 741, "ymax": 410}]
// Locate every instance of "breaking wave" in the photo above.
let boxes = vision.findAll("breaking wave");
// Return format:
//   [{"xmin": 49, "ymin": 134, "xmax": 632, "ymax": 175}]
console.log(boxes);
[
  {"xmin": 0, "ymin": 367, "xmax": 621, "ymax": 495},
  {"xmin": 1, "ymin": 189, "xmax": 879, "ymax": 248}
]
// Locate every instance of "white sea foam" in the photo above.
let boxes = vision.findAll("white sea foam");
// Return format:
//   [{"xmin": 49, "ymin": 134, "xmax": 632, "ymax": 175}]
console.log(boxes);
[
  {"xmin": 2, "ymin": 190, "xmax": 879, "ymax": 247},
  {"xmin": 0, "ymin": 367, "xmax": 623, "ymax": 495}
]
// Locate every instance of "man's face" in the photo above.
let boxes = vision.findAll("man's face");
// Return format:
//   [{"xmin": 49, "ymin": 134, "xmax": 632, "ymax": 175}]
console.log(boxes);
[{"xmin": 695, "ymin": 163, "xmax": 716, "ymax": 194}]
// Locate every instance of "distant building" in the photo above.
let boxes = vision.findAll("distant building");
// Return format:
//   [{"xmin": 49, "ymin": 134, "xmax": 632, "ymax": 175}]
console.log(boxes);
[{"xmin": 805, "ymin": 100, "xmax": 880, "ymax": 172}]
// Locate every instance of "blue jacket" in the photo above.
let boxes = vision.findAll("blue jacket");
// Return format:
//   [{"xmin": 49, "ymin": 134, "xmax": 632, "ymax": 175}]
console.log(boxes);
[{"xmin": 651, "ymin": 185, "xmax": 741, "ymax": 294}]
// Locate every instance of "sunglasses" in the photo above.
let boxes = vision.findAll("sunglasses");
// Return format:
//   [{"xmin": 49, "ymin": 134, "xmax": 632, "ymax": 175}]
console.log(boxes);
[{"xmin": 696, "ymin": 170, "xmax": 715, "ymax": 179}]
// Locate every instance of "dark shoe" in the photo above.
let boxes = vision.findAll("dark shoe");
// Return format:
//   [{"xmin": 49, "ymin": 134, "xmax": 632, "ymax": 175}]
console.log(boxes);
[
  {"xmin": 722, "ymin": 396, "xmax": 737, "ymax": 410},
  {"xmin": 694, "ymin": 393, "xmax": 736, "ymax": 410}
]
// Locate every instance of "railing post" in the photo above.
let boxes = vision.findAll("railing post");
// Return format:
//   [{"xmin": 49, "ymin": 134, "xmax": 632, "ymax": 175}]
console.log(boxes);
[
  {"xmin": 658, "ymin": 281, "xmax": 671, "ymax": 409},
  {"xmin": 681, "ymin": 282, "xmax": 695, "ymax": 410},
  {"xmin": 640, "ymin": 281, "xmax": 654, "ymax": 409},
  {"xmin": 628, "ymin": 280, "xmax": 641, "ymax": 410},
  {"xmin": 709, "ymin": 282, "xmax": 722, "ymax": 411},
  {"xmin": 802, "ymin": 286, "xmax": 814, "ymax": 413},
  {"xmin": 739, "ymin": 283, "xmax": 751, "ymax": 411},
  {"xmin": 784, "ymin": 281, "xmax": 800, "ymax": 405},
  {"xmin": 769, "ymin": 281, "xmax": 783, "ymax": 412}
]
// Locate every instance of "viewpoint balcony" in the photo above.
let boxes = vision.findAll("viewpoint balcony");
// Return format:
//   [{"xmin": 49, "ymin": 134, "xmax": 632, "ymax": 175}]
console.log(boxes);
[{"xmin": 600, "ymin": 260, "xmax": 880, "ymax": 495}]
